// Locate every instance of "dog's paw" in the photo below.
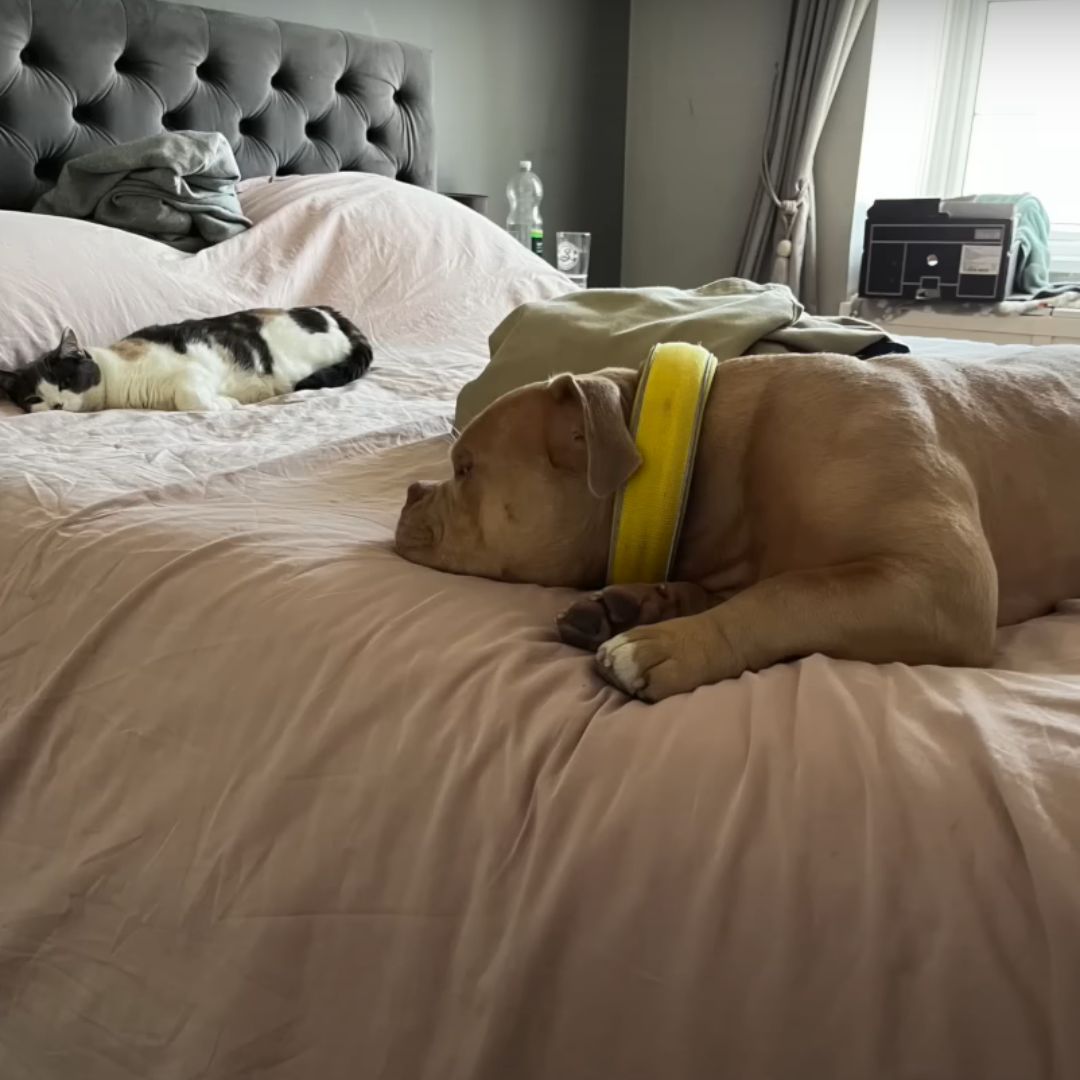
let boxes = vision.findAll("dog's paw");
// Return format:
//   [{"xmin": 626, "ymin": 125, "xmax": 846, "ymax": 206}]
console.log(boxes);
[
  {"xmin": 596, "ymin": 623, "xmax": 705, "ymax": 702},
  {"xmin": 556, "ymin": 585, "xmax": 649, "ymax": 652}
]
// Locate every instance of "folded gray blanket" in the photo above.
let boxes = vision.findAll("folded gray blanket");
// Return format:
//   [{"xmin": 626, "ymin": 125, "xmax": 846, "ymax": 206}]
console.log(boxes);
[{"xmin": 33, "ymin": 131, "xmax": 251, "ymax": 252}]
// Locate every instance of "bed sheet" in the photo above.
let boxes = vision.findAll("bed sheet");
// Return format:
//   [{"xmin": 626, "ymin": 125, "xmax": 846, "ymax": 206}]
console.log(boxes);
[{"xmin": 2, "ymin": 240, "xmax": 1080, "ymax": 1077}]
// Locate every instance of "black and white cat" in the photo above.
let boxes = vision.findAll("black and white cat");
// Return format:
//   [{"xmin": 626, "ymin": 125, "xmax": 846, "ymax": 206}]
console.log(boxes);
[{"xmin": 0, "ymin": 306, "xmax": 373, "ymax": 413}]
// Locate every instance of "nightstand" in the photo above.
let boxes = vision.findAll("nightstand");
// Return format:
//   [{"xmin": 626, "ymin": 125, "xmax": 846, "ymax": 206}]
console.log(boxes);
[{"xmin": 442, "ymin": 192, "xmax": 488, "ymax": 216}]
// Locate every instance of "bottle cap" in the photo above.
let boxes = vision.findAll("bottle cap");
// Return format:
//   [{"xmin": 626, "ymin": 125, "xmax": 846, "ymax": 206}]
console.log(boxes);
[{"xmin": 520, "ymin": 160, "xmax": 532, "ymax": 170}]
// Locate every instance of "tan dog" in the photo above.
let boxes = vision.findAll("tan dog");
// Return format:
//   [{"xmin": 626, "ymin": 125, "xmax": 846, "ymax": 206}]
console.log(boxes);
[{"xmin": 395, "ymin": 351, "xmax": 1080, "ymax": 701}]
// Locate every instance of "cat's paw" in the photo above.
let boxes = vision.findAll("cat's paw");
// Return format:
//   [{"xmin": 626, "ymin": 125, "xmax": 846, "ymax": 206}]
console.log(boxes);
[
  {"xmin": 174, "ymin": 389, "xmax": 215, "ymax": 411},
  {"xmin": 204, "ymin": 396, "xmax": 242, "ymax": 412}
]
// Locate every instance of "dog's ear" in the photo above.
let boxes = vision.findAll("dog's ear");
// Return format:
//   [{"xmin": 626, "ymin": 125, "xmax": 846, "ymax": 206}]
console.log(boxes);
[
  {"xmin": 0, "ymin": 369, "xmax": 15, "ymax": 399},
  {"xmin": 546, "ymin": 373, "xmax": 641, "ymax": 498}
]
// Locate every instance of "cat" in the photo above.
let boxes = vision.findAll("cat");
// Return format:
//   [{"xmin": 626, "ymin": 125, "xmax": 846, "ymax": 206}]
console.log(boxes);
[{"xmin": 0, "ymin": 306, "xmax": 373, "ymax": 413}]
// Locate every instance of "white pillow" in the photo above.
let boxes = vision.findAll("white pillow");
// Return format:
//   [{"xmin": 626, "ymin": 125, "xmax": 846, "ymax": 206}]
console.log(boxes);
[{"xmin": 0, "ymin": 173, "xmax": 572, "ymax": 381}]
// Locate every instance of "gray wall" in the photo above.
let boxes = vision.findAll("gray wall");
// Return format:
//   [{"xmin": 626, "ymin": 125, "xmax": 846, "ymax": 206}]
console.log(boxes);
[
  {"xmin": 621, "ymin": 0, "xmax": 876, "ymax": 313},
  {"xmin": 182, "ymin": 0, "xmax": 631, "ymax": 285}
]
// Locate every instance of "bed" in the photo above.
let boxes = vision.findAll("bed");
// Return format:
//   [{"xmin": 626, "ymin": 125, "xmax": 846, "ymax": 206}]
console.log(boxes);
[{"xmin": 3, "ymin": 1, "xmax": 1080, "ymax": 1078}]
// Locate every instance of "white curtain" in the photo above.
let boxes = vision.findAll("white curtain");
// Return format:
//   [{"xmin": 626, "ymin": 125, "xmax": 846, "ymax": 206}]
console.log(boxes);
[{"xmin": 735, "ymin": 0, "xmax": 871, "ymax": 312}]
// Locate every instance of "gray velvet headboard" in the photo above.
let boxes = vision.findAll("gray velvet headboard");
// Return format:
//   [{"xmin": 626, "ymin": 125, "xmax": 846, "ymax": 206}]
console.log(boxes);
[{"xmin": 0, "ymin": 0, "xmax": 435, "ymax": 211}]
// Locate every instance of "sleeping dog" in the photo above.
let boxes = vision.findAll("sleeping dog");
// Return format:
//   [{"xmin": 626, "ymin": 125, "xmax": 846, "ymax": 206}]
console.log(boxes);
[{"xmin": 395, "ymin": 350, "xmax": 1080, "ymax": 701}]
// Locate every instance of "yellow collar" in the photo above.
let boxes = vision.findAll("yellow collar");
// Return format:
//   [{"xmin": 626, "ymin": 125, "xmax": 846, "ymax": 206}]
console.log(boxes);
[{"xmin": 607, "ymin": 342, "xmax": 717, "ymax": 585}]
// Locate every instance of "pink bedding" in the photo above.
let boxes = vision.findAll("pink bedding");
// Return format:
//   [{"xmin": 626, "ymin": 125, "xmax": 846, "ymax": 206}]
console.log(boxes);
[{"xmin": 2, "ymin": 177, "xmax": 1080, "ymax": 1079}]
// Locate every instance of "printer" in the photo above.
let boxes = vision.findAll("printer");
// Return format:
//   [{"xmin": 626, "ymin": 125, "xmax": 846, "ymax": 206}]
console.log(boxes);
[{"xmin": 858, "ymin": 197, "xmax": 1020, "ymax": 303}]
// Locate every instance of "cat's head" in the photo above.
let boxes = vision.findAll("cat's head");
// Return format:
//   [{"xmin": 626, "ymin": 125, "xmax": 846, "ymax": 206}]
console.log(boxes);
[{"xmin": 0, "ymin": 328, "xmax": 102, "ymax": 413}]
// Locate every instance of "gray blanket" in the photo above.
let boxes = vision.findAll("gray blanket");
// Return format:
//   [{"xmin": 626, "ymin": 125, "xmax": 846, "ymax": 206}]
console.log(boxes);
[
  {"xmin": 33, "ymin": 131, "xmax": 251, "ymax": 252},
  {"xmin": 455, "ymin": 278, "xmax": 909, "ymax": 429}
]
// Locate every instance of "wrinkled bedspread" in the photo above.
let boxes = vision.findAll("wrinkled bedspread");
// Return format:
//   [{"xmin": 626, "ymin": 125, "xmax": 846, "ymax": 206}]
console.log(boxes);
[{"xmin": 2, "ymin": 190, "xmax": 1080, "ymax": 1078}]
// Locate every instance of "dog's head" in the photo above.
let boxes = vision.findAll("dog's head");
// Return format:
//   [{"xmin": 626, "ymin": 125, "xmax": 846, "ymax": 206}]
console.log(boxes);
[{"xmin": 395, "ymin": 369, "xmax": 642, "ymax": 587}]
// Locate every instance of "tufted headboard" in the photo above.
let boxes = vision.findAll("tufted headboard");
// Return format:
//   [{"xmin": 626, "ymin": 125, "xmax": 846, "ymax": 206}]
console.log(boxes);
[{"xmin": 0, "ymin": 0, "xmax": 435, "ymax": 212}]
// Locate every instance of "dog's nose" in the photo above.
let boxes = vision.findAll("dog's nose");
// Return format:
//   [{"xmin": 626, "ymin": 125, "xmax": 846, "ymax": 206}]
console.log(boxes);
[{"xmin": 405, "ymin": 482, "xmax": 432, "ymax": 508}]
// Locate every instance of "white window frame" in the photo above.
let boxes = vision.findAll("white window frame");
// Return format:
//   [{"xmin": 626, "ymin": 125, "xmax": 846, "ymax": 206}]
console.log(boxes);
[{"xmin": 925, "ymin": 0, "xmax": 1079, "ymax": 281}]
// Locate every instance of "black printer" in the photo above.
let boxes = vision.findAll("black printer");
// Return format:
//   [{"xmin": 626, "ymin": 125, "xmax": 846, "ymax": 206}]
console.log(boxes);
[{"xmin": 858, "ymin": 198, "xmax": 1019, "ymax": 302}]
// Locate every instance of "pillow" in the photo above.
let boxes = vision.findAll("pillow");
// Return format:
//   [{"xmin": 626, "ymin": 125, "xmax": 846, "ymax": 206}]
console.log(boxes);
[{"xmin": 0, "ymin": 173, "xmax": 572, "ymax": 386}]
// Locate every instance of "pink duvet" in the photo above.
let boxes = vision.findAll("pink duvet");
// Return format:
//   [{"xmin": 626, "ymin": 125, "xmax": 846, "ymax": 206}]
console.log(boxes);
[{"xmin": 1, "ymin": 176, "xmax": 1079, "ymax": 1079}]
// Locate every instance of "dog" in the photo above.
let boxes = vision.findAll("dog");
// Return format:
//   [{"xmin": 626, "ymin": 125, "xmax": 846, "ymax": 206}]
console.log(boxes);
[{"xmin": 395, "ymin": 351, "xmax": 1080, "ymax": 701}]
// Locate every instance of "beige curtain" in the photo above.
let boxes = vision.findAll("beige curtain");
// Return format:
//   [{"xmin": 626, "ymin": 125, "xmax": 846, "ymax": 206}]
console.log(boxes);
[{"xmin": 735, "ymin": 0, "xmax": 871, "ymax": 312}]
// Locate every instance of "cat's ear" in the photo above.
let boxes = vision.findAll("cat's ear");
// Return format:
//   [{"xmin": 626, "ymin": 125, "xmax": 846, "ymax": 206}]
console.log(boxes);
[
  {"xmin": 58, "ymin": 327, "xmax": 81, "ymax": 357},
  {"xmin": 0, "ymin": 369, "xmax": 15, "ymax": 399}
]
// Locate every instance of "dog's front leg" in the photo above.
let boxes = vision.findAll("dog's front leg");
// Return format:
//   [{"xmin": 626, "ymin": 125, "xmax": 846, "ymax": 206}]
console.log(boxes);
[
  {"xmin": 595, "ymin": 557, "xmax": 997, "ymax": 702},
  {"xmin": 556, "ymin": 582, "xmax": 716, "ymax": 652}
]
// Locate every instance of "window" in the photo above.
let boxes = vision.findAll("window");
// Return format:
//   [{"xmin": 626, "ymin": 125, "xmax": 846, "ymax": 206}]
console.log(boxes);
[{"xmin": 928, "ymin": 0, "xmax": 1080, "ymax": 279}]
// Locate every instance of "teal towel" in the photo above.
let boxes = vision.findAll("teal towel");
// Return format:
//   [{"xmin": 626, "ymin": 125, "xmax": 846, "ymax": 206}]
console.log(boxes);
[{"xmin": 973, "ymin": 193, "xmax": 1052, "ymax": 294}]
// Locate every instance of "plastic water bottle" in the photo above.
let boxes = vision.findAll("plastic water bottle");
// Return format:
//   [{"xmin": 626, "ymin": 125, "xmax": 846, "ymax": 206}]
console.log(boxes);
[{"xmin": 506, "ymin": 160, "xmax": 544, "ymax": 256}]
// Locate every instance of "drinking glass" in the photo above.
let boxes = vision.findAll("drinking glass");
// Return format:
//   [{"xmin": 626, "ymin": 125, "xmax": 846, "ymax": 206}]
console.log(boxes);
[{"xmin": 556, "ymin": 231, "xmax": 591, "ymax": 288}]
